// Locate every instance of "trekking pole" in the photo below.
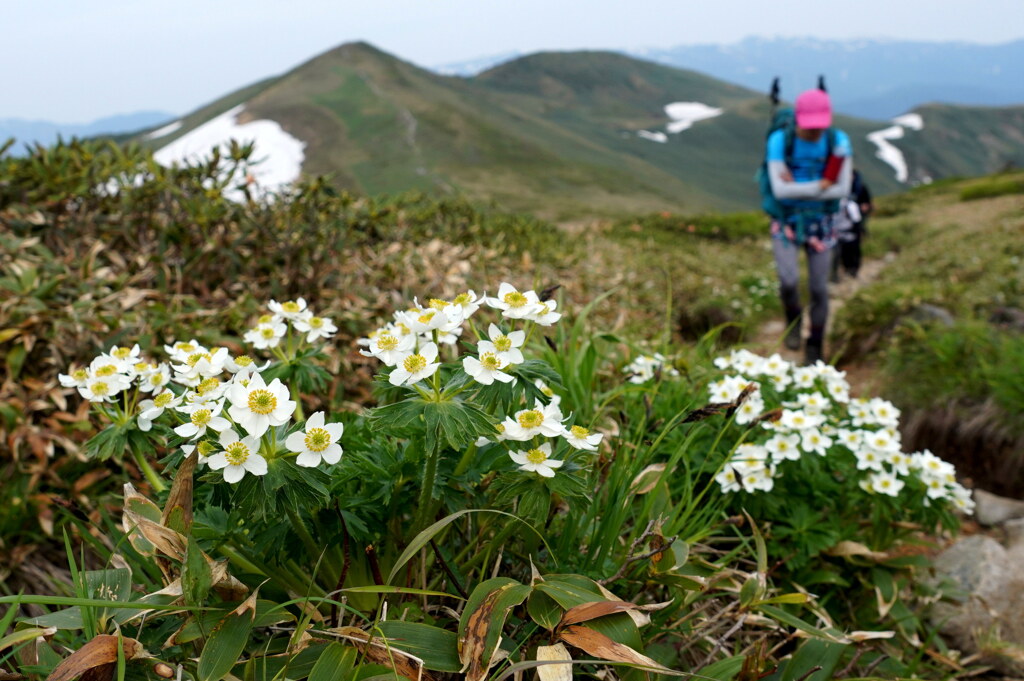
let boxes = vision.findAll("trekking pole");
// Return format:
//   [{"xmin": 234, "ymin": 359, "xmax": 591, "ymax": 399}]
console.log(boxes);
[{"xmin": 817, "ymin": 75, "xmax": 827, "ymax": 93}]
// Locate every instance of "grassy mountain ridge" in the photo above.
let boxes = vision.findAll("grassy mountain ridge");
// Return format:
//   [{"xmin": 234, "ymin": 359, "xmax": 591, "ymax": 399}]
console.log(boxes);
[{"xmin": 136, "ymin": 41, "xmax": 1024, "ymax": 218}]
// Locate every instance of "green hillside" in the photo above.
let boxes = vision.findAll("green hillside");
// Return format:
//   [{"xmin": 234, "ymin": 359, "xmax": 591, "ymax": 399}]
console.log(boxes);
[{"xmin": 138, "ymin": 42, "xmax": 1024, "ymax": 218}]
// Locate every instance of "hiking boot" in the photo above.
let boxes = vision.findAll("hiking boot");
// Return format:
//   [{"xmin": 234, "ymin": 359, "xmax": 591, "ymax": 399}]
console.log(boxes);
[
  {"xmin": 784, "ymin": 323, "xmax": 802, "ymax": 351},
  {"xmin": 804, "ymin": 342, "xmax": 823, "ymax": 365}
]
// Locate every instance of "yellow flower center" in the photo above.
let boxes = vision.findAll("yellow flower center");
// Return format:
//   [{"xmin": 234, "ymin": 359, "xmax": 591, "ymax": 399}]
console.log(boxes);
[
  {"xmin": 453, "ymin": 293, "xmax": 471, "ymax": 305},
  {"xmin": 191, "ymin": 409, "xmax": 212, "ymax": 427},
  {"xmin": 113, "ymin": 347, "xmax": 132, "ymax": 359},
  {"xmin": 154, "ymin": 392, "xmax": 174, "ymax": 407},
  {"xmin": 493, "ymin": 335, "xmax": 512, "ymax": 352},
  {"xmin": 91, "ymin": 381, "xmax": 110, "ymax": 396},
  {"xmin": 72, "ymin": 369, "xmax": 88, "ymax": 381},
  {"xmin": 377, "ymin": 334, "xmax": 399, "ymax": 351},
  {"xmin": 428, "ymin": 298, "xmax": 448, "ymax": 310},
  {"xmin": 260, "ymin": 327, "xmax": 276, "ymax": 339},
  {"xmin": 517, "ymin": 410, "xmax": 543, "ymax": 429},
  {"xmin": 258, "ymin": 314, "xmax": 273, "ymax": 324},
  {"xmin": 175, "ymin": 343, "xmax": 195, "ymax": 353},
  {"xmin": 879, "ymin": 479, "xmax": 891, "ymax": 489},
  {"xmin": 148, "ymin": 372, "xmax": 165, "ymax": 387},
  {"xmin": 197, "ymin": 377, "xmax": 220, "ymax": 396},
  {"xmin": 95, "ymin": 365, "xmax": 117, "ymax": 377},
  {"xmin": 417, "ymin": 311, "xmax": 436, "ymax": 325},
  {"xmin": 397, "ymin": 323, "xmax": 411, "ymax": 335},
  {"xmin": 234, "ymin": 355, "xmax": 254, "ymax": 366},
  {"xmin": 525, "ymin": 448, "xmax": 548, "ymax": 464},
  {"xmin": 197, "ymin": 440, "xmax": 216, "ymax": 456},
  {"xmin": 495, "ymin": 423, "xmax": 506, "ymax": 434},
  {"xmin": 282, "ymin": 301, "xmax": 301, "ymax": 314},
  {"xmin": 134, "ymin": 362, "xmax": 150, "ymax": 372},
  {"xmin": 224, "ymin": 442, "xmax": 250, "ymax": 466},
  {"xmin": 247, "ymin": 389, "xmax": 277, "ymax": 415},
  {"xmin": 503, "ymin": 291, "xmax": 528, "ymax": 308},
  {"xmin": 480, "ymin": 353, "xmax": 501, "ymax": 371},
  {"xmin": 187, "ymin": 352, "xmax": 210, "ymax": 367},
  {"xmin": 304, "ymin": 427, "xmax": 332, "ymax": 452},
  {"xmin": 309, "ymin": 316, "xmax": 324, "ymax": 329},
  {"xmin": 570, "ymin": 425, "xmax": 590, "ymax": 439},
  {"xmin": 403, "ymin": 354, "xmax": 427, "ymax": 373}
]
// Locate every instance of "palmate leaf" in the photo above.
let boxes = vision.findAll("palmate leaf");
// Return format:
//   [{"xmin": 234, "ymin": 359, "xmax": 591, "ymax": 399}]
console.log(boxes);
[
  {"xmin": 231, "ymin": 457, "xmax": 332, "ymax": 520},
  {"xmin": 368, "ymin": 397, "xmax": 496, "ymax": 454}
]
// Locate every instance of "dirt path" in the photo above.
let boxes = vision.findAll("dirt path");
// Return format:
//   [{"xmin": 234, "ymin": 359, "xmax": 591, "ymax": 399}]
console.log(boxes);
[{"xmin": 747, "ymin": 252, "xmax": 892, "ymax": 395}]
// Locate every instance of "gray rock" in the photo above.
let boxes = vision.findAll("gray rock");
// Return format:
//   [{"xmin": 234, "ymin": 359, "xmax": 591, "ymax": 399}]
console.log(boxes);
[
  {"xmin": 906, "ymin": 303, "xmax": 955, "ymax": 327},
  {"xmin": 974, "ymin": 489, "xmax": 1024, "ymax": 526},
  {"xmin": 930, "ymin": 535, "xmax": 1024, "ymax": 674}
]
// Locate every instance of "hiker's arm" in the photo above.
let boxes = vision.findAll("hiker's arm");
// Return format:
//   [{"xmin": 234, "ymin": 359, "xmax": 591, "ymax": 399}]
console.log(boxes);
[
  {"xmin": 817, "ymin": 156, "xmax": 853, "ymax": 199},
  {"xmin": 767, "ymin": 160, "xmax": 825, "ymax": 199}
]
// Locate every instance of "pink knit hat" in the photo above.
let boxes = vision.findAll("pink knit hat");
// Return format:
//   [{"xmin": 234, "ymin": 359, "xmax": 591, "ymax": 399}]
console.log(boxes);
[{"xmin": 795, "ymin": 89, "xmax": 832, "ymax": 129}]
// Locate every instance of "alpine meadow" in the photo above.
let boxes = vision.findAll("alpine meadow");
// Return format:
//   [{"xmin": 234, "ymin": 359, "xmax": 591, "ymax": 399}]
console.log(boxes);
[{"xmin": 3, "ymin": 34, "xmax": 1024, "ymax": 681}]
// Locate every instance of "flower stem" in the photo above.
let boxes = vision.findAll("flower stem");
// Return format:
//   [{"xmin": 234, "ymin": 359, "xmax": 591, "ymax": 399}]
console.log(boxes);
[
  {"xmin": 453, "ymin": 443, "xmax": 478, "ymax": 477},
  {"xmin": 286, "ymin": 507, "xmax": 322, "ymax": 563},
  {"xmin": 414, "ymin": 440, "xmax": 440, "ymax": 536},
  {"xmin": 131, "ymin": 449, "xmax": 166, "ymax": 493}
]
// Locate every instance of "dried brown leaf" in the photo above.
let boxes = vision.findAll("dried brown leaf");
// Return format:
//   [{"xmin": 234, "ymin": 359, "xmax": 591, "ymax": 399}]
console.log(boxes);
[
  {"xmin": 558, "ymin": 625, "xmax": 671, "ymax": 673},
  {"xmin": 47, "ymin": 635, "xmax": 144, "ymax": 681}
]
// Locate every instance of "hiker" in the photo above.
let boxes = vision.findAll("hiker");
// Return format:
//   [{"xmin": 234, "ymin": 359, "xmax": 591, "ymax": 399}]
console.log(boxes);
[
  {"xmin": 833, "ymin": 169, "xmax": 873, "ymax": 279},
  {"xmin": 765, "ymin": 88, "xmax": 853, "ymax": 364}
]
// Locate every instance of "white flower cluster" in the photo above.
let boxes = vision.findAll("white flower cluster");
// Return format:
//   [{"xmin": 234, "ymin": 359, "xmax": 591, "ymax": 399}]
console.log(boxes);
[
  {"xmin": 243, "ymin": 298, "xmax": 337, "ymax": 348},
  {"xmin": 61, "ymin": 303, "xmax": 346, "ymax": 484},
  {"xmin": 710, "ymin": 349, "xmax": 973, "ymax": 513},
  {"xmin": 359, "ymin": 283, "xmax": 596, "ymax": 478},
  {"xmin": 624, "ymin": 353, "xmax": 680, "ymax": 384}
]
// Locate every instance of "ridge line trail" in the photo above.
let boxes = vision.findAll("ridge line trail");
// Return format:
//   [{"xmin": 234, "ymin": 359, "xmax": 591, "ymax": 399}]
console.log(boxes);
[{"xmin": 748, "ymin": 252, "xmax": 892, "ymax": 395}]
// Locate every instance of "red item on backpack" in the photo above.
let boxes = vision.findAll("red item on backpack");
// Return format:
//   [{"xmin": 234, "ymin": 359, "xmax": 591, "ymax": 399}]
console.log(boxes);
[{"xmin": 823, "ymin": 154, "xmax": 844, "ymax": 182}]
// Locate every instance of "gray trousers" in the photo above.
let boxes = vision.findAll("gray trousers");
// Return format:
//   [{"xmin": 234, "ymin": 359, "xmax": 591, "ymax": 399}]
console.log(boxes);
[{"xmin": 772, "ymin": 238, "xmax": 832, "ymax": 344}]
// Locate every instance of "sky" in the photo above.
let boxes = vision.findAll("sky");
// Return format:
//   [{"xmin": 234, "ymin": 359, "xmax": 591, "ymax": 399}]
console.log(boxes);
[{"xmin": 5, "ymin": 0, "xmax": 1023, "ymax": 122}]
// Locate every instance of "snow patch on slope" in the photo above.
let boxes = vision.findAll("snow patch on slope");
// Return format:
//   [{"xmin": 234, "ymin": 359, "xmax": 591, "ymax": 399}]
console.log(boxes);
[
  {"xmin": 154, "ymin": 105, "xmax": 305, "ymax": 198},
  {"xmin": 637, "ymin": 130, "xmax": 668, "ymax": 143},
  {"xmin": 145, "ymin": 120, "xmax": 182, "ymax": 140},
  {"xmin": 664, "ymin": 102, "xmax": 723, "ymax": 133},
  {"xmin": 867, "ymin": 113, "xmax": 925, "ymax": 183}
]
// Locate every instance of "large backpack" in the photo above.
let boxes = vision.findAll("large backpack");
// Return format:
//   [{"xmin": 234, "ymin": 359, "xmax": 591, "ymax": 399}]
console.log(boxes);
[{"xmin": 756, "ymin": 91, "xmax": 839, "ymax": 221}]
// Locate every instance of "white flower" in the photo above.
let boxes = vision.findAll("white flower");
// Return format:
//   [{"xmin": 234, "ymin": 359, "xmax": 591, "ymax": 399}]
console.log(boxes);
[
  {"xmin": 448, "ymin": 290, "xmax": 483, "ymax": 318},
  {"xmin": 950, "ymin": 484, "xmax": 975, "ymax": 514},
  {"xmin": 563, "ymin": 424, "xmax": 602, "ymax": 451},
  {"xmin": 285, "ymin": 411, "xmax": 344, "ymax": 467},
  {"xmin": 361, "ymin": 332, "xmax": 416, "ymax": 366},
  {"xmin": 765, "ymin": 433, "xmax": 801, "ymax": 461},
  {"xmin": 137, "ymin": 391, "xmax": 182, "ymax": 431},
  {"xmin": 625, "ymin": 353, "xmax": 678, "ymax": 384},
  {"xmin": 226, "ymin": 373, "xmax": 296, "ymax": 438},
  {"xmin": 105, "ymin": 344, "xmax": 142, "ymax": 371},
  {"xmin": 796, "ymin": 391, "xmax": 829, "ymax": 414},
  {"xmin": 758, "ymin": 353, "xmax": 792, "ymax": 377},
  {"xmin": 739, "ymin": 465, "xmax": 776, "ymax": 493},
  {"xmin": 188, "ymin": 376, "xmax": 229, "ymax": 404},
  {"xmin": 534, "ymin": 379, "xmax": 561, "ymax": 407},
  {"xmin": 801, "ymin": 429, "xmax": 832, "ymax": 456},
  {"xmin": 509, "ymin": 442, "xmax": 563, "ymax": 477},
  {"xmin": 485, "ymin": 283, "xmax": 543, "ymax": 319},
  {"xmin": 294, "ymin": 314, "xmax": 337, "ymax": 343},
  {"xmin": 486, "ymin": 324, "xmax": 525, "ymax": 365},
  {"xmin": 78, "ymin": 374, "xmax": 131, "ymax": 403},
  {"xmin": 730, "ymin": 443, "xmax": 769, "ymax": 470},
  {"xmin": 836, "ymin": 428, "xmax": 862, "ymax": 450},
  {"xmin": 734, "ymin": 394, "xmax": 765, "ymax": 425},
  {"xmin": 463, "ymin": 350, "xmax": 516, "ymax": 386},
  {"xmin": 172, "ymin": 347, "xmax": 230, "ymax": 386},
  {"xmin": 388, "ymin": 342, "xmax": 441, "ymax": 386},
  {"xmin": 245, "ymin": 322, "xmax": 287, "ymax": 350},
  {"xmin": 59, "ymin": 367, "xmax": 91, "ymax": 389},
  {"xmin": 268, "ymin": 298, "xmax": 308, "ymax": 322},
  {"xmin": 715, "ymin": 466, "xmax": 742, "ymax": 493},
  {"xmin": 779, "ymin": 409, "xmax": 824, "ymax": 432},
  {"xmin": 174, "ymin": 401, "xmax": 231, "ymax": 440},
  {"xmin": 138, "ymin": 363, "xmax": 171, "ymax": 394},
  {"xmin": 853, "ymin": 448, "xmax": 885, "ymax": 472},
  {"xmin": 182, "ymin": 440, "xmax": 216, "ymax": 466},
  {"xmin": 867, "ymin": 471, "xmax": 905, "ymax": 497},
  {"xmin": 404, "ymin": 306, "xmax": 457, "ymax": 336},
  {"xmin": 207, "ymin": 430, "xmax": 268, "ymax": 483},
  {"xmin": 224, "ymin": 354, "xmax": 270, "ymax": 376},
  {"xmin": 525, "ymin": 299, "xmax": 562, "ymax": 326},
  {"xmin": 863, "ymin": 428, "xmax": 899, "ymax": 453},
  {"xmin": 475, "ymin": 422, "xmax": 510, "ymax": 447},
  {"xmin": 164, "ymin": 339, "xmax": 207, "ymax": 363},
  {"xmin": 912, "ymin": 450, "xmax": 956, "ymax": 481},
  {"xmin": 848, "ymin": 399, "xmax": 874, "ymax": 427},
  {"xmin": 709, "ymin": 375, "xmax": 749, "ymax": 403},
  {"xmin": 502, "ymin": 400, "xmax": 565, "ymax": 441}
]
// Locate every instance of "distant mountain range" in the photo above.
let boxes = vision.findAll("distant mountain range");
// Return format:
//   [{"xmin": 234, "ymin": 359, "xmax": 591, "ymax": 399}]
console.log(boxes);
[
  {"xmin": 438, "ymin": 37, "xmax": 1024, "ymax": 120},
  {"xmin": 0, "ymin": 111, "xmax": 175, "ymax": 153}
]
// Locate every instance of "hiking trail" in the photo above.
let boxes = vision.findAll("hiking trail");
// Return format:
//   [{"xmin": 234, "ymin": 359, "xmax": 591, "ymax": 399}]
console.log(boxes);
[{"xmin": 747, "ymin": 252, "xmax": 892, "ymax": 396}]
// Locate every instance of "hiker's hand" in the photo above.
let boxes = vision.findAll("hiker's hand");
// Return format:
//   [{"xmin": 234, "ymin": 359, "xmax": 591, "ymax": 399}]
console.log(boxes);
[
  {"xmin": 807, "ymin": 237, "xmax": 827, "ymax": 253},
  {"xmin": 861, "ymin": 202, "xmax": 871, "ymax": 214},
  {"xmin": 780, "ymin": 168, "xmax": 793, "ymax": 182},
  {"xmin": 784, "ymin": 226, "xmax": 795, "ymax": 242},
  {"xmin": 819, "ymin": 178, "xmax": 835, "ymax": 191}
]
